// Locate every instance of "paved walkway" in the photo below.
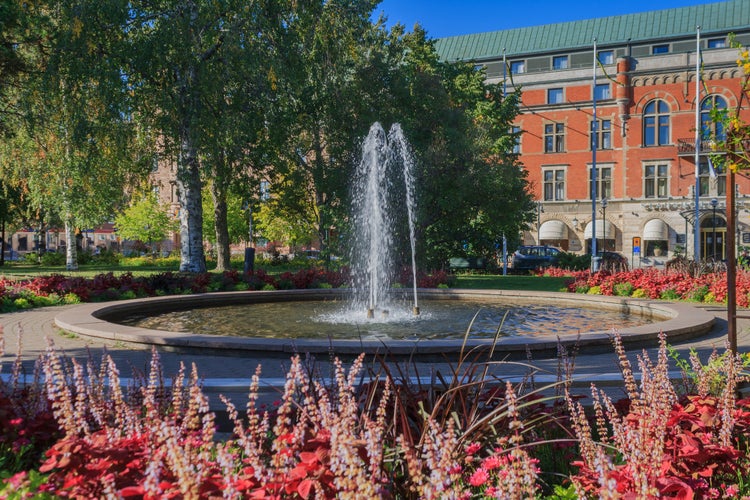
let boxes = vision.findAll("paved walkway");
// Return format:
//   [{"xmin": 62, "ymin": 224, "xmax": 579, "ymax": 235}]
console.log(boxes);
[{"xmin": 2, "ymin": 302, "xmax": 749, "ymax": 409}]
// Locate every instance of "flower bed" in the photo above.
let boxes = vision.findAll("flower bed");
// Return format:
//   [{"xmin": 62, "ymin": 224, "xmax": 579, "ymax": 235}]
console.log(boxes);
[
  {"xmin": 538, "ymin": 266, "xmax": 750, "ymax": 307},
  {"xmin": 1, "ymin": 330, "xmax": 749, "ymax": 498},
  {"xmin": 0, "ymin": 268, "xmax": 453, "ymax": 313}
]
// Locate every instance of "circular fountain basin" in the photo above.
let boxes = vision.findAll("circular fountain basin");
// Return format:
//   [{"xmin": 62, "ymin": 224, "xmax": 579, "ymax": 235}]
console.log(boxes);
[{"xmin": 54, "ymin": 289, "xmax": 715, "ymax": 360}]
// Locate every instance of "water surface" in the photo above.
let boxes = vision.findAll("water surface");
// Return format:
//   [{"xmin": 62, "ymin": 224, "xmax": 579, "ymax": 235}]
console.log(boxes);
[{"xmin": 119, "ymin": 298, "xmax": 648, "ymax": 340}]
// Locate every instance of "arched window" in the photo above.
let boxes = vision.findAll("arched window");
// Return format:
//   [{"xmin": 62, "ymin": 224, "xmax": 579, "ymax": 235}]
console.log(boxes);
[
  {"xmin": 643, "ymin": 99, "xmax": 670, "ymax": 146},
  {"xmin": 701, "ymin": 95, "xmax": 727, "ymax": 141}
]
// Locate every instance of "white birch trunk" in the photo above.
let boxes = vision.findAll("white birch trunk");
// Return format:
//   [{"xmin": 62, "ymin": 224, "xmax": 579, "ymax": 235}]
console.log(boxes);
[
  {"xmin": 177, "ymin": 140, "xmax": 206, "ymax": 273},
  {"xmin": 64, "ymin": 218, "xmax": 78, "ymax": 271}
]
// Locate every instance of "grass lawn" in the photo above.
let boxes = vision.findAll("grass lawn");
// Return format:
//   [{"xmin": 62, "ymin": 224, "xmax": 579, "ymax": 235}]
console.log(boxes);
[
  {"xmin": 0, "ymin": 262, "xmax": 571, "ymax": 292},
  {"xmin": 454, "ymin": 273, "xmax": 570, "ymax": 292}
]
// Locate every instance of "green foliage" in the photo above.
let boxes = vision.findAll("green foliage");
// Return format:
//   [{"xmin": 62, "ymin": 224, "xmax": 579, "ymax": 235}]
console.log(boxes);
[
  {"xmin": 613, "ymin": 282, "xmax": 635, "ymax": 297},
  {"xmin": 557, "ymin": 251, "xmax": 591, "ymax": 271},
  {"xmin": 687, "ymin": 285, "xmax": 709, "ymax": 302},
  {"xmin": 660, "ymin": 288, "xmax": 680, "ymax": 301},
  {"xmin": 62, "ymin": 293, "xmax": 80, "ymax": 305},
  {"xmin": 201, "ymin": 188, "xmax": 250, "ymax": 247},
  {"xmin": 40, "ymin": 252, "xmax": 65, "ymax": 266},
  {"xmin": 668, "ymin": 346, "xmax": 750, "ymax": 396},
  {"xmin": 547, "ymin": 483, "xmax": 579, "ymax": 499},
  {"xmin": 114, "ymin": 192, "xmax": 177, "ymax": 253},
  {"xmin": 0, "ymin": 470, "xmax": 54, "ymax": 499}
]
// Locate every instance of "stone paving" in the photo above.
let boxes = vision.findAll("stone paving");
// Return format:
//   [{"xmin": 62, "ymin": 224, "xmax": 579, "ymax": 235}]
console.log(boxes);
[{"xmin": 1, "ymin": 301, "xmax": 749, "ymax": 410}]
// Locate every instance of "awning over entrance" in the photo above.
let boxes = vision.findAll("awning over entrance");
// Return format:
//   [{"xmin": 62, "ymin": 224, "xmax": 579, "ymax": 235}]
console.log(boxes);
[
  {"xmin": 643, "ymin": 219, "xmax": 668, "ymax": 240},
  {"xmin": 584, "ymin": 220, "xmax": 614, "ymax": 239},
  {"xmin": 539, "ymin": 220, "xmax": 566, "ymax": 240}
]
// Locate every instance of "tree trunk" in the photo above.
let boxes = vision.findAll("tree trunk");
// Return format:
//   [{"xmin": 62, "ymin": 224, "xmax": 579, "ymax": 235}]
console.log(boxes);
[
  {"xmin": 210, "ymin": 178, "xmax": 231, "ymax": 272},
  {"xmin": 176, "ymin": 141, "xmax": 206, "ymax": 273},
  {"xmin": 0, "ymin": 218, "xmax": 5, "ymax": 266},
  {"xmin": 64, "ymin": 218, "xmax": 78, "ymax": 271},
  {"xmin": 175, "ymin": 53, "xmax": 206, "ymax": 273}
]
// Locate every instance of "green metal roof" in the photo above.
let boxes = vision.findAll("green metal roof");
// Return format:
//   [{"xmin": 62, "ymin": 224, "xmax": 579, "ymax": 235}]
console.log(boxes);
[{"xmin": 435, "ymin": 0, "xmax": 750, "ymax": 61}]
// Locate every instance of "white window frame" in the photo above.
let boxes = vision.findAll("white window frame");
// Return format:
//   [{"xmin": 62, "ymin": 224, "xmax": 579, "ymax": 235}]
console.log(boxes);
[
  {"xmin": 543, "ymin": 166, "xmax": 567, "ymax": 201},
  {"xmin": 644, "ymin": 163, "xmax": 669, "ymax": 199}
]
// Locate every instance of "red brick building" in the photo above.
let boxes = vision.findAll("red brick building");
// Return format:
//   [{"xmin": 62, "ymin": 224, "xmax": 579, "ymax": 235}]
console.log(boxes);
[{"xmin": 436, "ymin": 0, "xmax": 750, "ymax": 266}]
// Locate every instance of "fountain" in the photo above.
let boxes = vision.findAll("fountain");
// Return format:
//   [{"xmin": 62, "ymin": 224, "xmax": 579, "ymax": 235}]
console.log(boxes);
[
  {"xmin": 350, "ymin": 122, "xmax": 419, "ymax": 318},
  {"xmin": 52, "ymin": 123, "xmax": 717, "ymax": 359}
]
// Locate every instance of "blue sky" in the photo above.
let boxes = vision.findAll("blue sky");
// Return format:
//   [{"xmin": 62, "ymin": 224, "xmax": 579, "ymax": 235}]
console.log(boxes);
[{"xmin": 372, "ymin": 0, "xmax": 721, "ymax": 39}]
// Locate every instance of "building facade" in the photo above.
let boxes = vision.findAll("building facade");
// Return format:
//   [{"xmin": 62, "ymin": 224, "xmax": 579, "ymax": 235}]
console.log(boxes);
[{"xmin": 436, "ymin": 0, "xmax": 750, "ymax": 267}]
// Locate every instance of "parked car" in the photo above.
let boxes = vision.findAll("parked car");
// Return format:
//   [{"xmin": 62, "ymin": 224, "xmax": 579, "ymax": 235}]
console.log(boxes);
[{"xmin": 511, "ymin": 245, "xmax": 561, "ymax": 271}]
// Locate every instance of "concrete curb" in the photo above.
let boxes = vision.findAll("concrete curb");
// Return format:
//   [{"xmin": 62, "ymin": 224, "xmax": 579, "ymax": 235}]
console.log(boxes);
[{"xmin": 54, "ymin": 289, "xmax": 715, "ymax": 360}]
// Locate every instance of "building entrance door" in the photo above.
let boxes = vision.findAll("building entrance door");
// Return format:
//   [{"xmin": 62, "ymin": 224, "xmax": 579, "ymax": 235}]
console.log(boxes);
[{"xmin": 700, "ymin": 215, "xmax": 726, "ymax": 260}]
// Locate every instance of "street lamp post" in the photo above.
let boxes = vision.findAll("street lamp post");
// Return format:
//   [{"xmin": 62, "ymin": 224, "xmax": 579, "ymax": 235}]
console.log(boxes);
[
  {"xmin": 711, "ymin": 198, "xmax": 718, "ymax": 259},
  {"xmin": 536, "ymin": 202, "xmax": 544, "ymax": 244},
  {"xmin": 600, "ymin": 198, "xmax": 608, "ymax": 251}
]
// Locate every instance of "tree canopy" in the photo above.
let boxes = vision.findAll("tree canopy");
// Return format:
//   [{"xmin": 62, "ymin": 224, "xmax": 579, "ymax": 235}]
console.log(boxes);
[{"xmin": 1, "ymin": 0, "xmax": 534, "ymax": 272}]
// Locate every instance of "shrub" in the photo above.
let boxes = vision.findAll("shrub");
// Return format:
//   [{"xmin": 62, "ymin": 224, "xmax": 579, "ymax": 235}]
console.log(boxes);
[
  {"xmin": 556, "ymin": 252, "xmax": 591, "ymax": 271},
  {"xmin": 613, "ymin": 282, "xmax": 634, "ymax": 297},
  {"xmin": 567, "ymin": 333, "xmax": 750, "ymax": 499},
  {"xmin": 91, "ymin": 249, "xmax": 120, "ymax": 265},
  {"xmin": 660, "ymin": 288, "xmax": 680, "ymax": 301},
  {"xmin": 76, "ymin": 251, "xmax": 93, "ymax": 265},
  {"xmin": 40, "ymin": 252, "xmax": 65, "ymax": 266},
  {"xmin": 686, "ymin": 284, "xmax": 709, "ymax": 302}
]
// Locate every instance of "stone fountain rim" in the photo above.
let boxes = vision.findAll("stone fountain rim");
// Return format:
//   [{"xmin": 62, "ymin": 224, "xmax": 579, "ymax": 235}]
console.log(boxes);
[{"xmin": 54, "ymin": 288, "xmax": 715, "ymax": 357}]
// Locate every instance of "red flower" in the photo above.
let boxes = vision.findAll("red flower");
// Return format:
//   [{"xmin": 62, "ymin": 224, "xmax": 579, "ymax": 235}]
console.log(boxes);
[{"xmin": 469, "ymin": 468, "xmax": 489, "ymax": 487}]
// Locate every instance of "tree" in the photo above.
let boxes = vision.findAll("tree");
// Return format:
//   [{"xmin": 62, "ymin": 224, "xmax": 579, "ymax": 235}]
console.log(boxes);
[
  {"xmin": 342, "ymin": 25, "xmax": 533, "ymax": 268},
  {"xmin": 123, "ymin": 0, "xmax": 282, "ymax": 273},
  {"xmin": 201, "ymin": 186, "xmax": 249, "ymax": 253},
  {"xmin": 0, "ymin": 0, "xmax": 147, "ymax": 270},
  {"xmin": 115, "ymin": 192, "xmax": 176, "ymax": 255},
  {"xmin": 260, "ymin": 14, "xmax": 533, "ymax": 270},
  {"xmin": 268, "ymin": 0, "xmax": 382, "ymax": 261},
  {"xmin": 253, "ymin": 193, "xmax": 318, "ymax": 255}
]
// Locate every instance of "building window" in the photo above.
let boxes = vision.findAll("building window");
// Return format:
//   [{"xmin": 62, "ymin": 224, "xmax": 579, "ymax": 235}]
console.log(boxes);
[
  {"xmin": 511, "ymin": 125, "xmax": 521, "ymax": 154},
  {"xmin": 553, "ymin": 55, "xmax": 569, "ymax": 70},
  {"xmin": 594, "ymin": 83, "xmax": 611, "ymax": 101},
  {"xmin": 589, "ymin": 166, "xmax": 612, "ymax": 199},
  {"xmin": 699, "ymin": 159, "xmax": 726, "ymax": 196},
  {"xmin": 701, "ymin": 95, "xmax": 727, "ymax": 141},
  {"xmin": 643, "ymin": 99, "xmax": 670, "ymax": 146},
  {"xmin": 591, "ymin": 119, "xmax": 611, "ymax": 150},
  {"xmin": 707, "ymin": 38, "xmax": 726, "ymax": 49},
  {"xmin": 547, "ymin": 88, "xmax": 564, "ymax": 104},
  {"xmin": 598, "ymin": 50, "xmax": 614, "ymax": 65},
  {"xmin": 543, "ymin": 168, "xmax": 566, "ymax": 201},
  {"xmin": 644, "ymin": 163, "xmax": 668, "ymax": 198},
  {"xmin": 510, "ymin": 60, "xmax": 525, "ymax": 74},
  {"xmin": 544, "ymin": 123, "xmax": 565, "ymax": 153},
  {"xmin": 652, "ymin": 44, "xmax": 669, "ymax": 54},
  {"xmin": 260, "ymin": 180, "xmax": 271, "ymax": 201}
]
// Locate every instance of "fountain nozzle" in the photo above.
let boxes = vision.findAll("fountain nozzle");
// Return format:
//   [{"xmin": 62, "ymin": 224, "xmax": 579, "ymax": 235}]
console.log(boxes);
[
  {"xmin": 367, "ymin": 308, "xmax": 374, "ymax": 319},
  {"xmin": 412, "ymin": 306, "xmax": 420, "ymax": 316}
]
